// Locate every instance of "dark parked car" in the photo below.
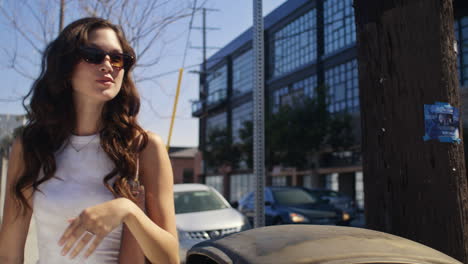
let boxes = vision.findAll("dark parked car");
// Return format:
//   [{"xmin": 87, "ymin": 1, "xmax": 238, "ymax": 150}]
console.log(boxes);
[
  {"xmin": 237, "ymin": 186, "xmax": 350, "ymax": 226},
  {"xmin": 302, "ymin": 188, "xmax": 359, "ymax": 219},
  {"xmin": 186, "ymin": 225, "xmax": 462, "ymax": 264}
]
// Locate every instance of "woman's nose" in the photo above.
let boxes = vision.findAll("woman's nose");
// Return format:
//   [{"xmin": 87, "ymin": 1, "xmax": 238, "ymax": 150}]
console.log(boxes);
[{"xmin": 99, "ymin": 55, "xmax": 113, "ymax": 73}]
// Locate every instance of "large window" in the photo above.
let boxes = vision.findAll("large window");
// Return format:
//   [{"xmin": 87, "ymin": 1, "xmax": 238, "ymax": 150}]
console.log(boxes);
[
  {"xmin": 324, "ymin": 0, "xmax": 356, "ymax": 55},
  {"xmin": 232, "ymin": 102, "xmax": 253, "ymax": 144},
  {"xmin": 272, "ymin": 75, "xmax": 318, "ymax": 113},
  {"xmin": 455, "ymin": 16, "xmax": 468, "ymax": 87},
  {"xmin": 233, "ymin": 49, "xmax": 253, "ymax": 97},
  {"xmin": 230, "ymin": 173, "xmax": 254, "ymax": 202},
  {"xmin": 206, "ymin": 65, "xmax": 227, "ymax": 105},
  {"xmin": 272, "ymin": 9, "xmax": 317, "ymax": 77},
  {"xmin": 206, "ymin": 112, "xmax": 227, "ymax": 141},
  {"xmin": 272, "ymin": 87, "xmax": 289, "ymax": 114},
  {"xmin": 325, "ymin": 59, "xmax": 359, "ymax": 113},
  {"xmin": 205, "ymin": 112, "xmax": 228, "ymax": 174}
]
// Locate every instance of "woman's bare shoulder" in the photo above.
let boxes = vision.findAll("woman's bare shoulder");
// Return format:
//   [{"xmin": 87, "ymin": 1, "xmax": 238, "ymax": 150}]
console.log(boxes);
[
  {"xmin": 141, "ymin": 130, "xmax": 165, "ymax": 153},
  {"xmin": 138, "ymin": 130, "xmax": 171, "ymax": 182}
]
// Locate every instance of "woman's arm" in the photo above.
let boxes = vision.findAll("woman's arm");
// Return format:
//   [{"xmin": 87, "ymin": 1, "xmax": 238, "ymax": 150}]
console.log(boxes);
[
  {"xmin": 118, "ymin": 224, "xmax": 146, "ymax": 264},
  {"xmin": 119, "ymin": 183, "xmax": 146, "ymax": 264},
  {"xmin": 0, "ymin": 138, "xmax": 33, "ymax": 264},
  {"xmin": 123, "ymin": 131, "xmax": 179, "ymax": 263}
]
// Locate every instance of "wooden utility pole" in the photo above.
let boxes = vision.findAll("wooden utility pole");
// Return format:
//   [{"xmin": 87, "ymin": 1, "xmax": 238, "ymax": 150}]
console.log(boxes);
[
  {"xmin": 354, "ymin": 0, "xmax": 468, "ymax": 261},
  {"xmin": 59, "ymin": 0, "xmax": 65, "ymax": 32}
]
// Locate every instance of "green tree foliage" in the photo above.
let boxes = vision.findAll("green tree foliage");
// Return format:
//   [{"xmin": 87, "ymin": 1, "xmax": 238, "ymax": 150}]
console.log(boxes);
[
  {"xmin": 327, "ymin": 112, "xmax": 355, "ymax": 150},
  {"xmin": 205, "ymin": 85, "xmax": 356, "ymax": 172},
  {"xmin": 267, "ymin": 85, "xmax": 356, "ymax": 169},
  {"xmin": 232, "ymin": 85, "xmax": 355, "ymax": 170},
  {"xmin": 204, "ymin": 127, "xmax": 241, "ymax": 173},
  {"xmin": 0, "ymin": 125, "xmax": 24, "ymax": 158}
]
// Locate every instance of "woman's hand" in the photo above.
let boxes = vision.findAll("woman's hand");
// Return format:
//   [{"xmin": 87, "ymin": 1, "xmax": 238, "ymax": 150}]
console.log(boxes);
[{"xmin": 58, "ymin": 198, "xmax": 134, "ymax": 259}]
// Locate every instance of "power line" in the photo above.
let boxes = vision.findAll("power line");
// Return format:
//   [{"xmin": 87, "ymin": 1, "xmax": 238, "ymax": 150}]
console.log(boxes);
[
  {"xmin": 144, "ymin": 63, "xmax": 200, "ymax": 79},
  {"xmin": 181, "ymin": 0, "xmax": 198, "ymax": 68}
]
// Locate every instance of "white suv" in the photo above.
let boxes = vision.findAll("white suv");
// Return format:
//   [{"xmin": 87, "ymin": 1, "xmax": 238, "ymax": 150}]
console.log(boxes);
[{"xmin": 174, "ymin": 184, "xmax": 250, "ymax": 262}]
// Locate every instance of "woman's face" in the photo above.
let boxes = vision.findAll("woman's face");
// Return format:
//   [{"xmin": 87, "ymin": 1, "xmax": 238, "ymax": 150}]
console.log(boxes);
[{"xmin": 71, "ymin": 28, "xmax": 125, "ymax": 104}]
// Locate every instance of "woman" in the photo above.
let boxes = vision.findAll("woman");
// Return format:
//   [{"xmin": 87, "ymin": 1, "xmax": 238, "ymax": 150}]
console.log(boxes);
[{"xmin": 0, "ymin": 17, "xmax": 179, "ymax": 264}]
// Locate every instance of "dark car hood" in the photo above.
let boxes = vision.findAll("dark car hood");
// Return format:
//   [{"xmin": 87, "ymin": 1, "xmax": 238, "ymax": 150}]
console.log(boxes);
[{"xmin": 187, "ymin": 225, "xmax": 462, "ymax": 264}]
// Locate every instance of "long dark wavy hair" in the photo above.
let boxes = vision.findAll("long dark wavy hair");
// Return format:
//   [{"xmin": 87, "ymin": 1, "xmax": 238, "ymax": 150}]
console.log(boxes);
[{"xmin": 15, "ymin": 17, "xmax": 148, "ymax": 214}]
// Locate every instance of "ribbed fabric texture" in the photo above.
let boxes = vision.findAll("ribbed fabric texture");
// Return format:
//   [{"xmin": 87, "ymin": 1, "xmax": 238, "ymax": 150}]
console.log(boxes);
[{"xmin": 33, "ymin": 134, "xmax": 122, "ymax": 264}]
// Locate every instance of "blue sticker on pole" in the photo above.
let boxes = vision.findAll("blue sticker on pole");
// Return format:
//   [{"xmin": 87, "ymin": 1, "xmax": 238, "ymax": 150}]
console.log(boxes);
[{"xmin": 423, "ymin": 102, "xmax": 461, "ymax": 143}]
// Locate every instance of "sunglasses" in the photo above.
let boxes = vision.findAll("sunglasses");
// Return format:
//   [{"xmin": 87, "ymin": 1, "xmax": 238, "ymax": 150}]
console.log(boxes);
[{"xmin": 78, "ymin": 46, "xmax": 134, "ymax": 69}]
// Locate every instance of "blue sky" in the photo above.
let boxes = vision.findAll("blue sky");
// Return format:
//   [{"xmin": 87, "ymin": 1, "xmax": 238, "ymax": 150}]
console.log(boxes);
[{"xmin": 0, "ymin": 0, "xmax": 286, "ymax": 147}]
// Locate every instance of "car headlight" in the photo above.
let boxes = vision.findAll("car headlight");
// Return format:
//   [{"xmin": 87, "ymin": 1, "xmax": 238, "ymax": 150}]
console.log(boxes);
[
  {"xmin": 342, "ymin": 212, "xmax": 350, "ymax": 221},
  {"xmin": 289, "ymin": 212, "xmax": 308, "ymax": 223}
]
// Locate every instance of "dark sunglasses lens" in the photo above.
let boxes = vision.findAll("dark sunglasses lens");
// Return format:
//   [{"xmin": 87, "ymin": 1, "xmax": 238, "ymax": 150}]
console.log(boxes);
[
  {"xmin": 80, "ymin": 47, "xmax": 132, "ymax": 69},
  {"xmin": 124, "ymin": 55, "xmax": 134, "ymax": 69},
  {"xmin": 81, "ymin": 48, "xmax": 105, "ymax": 64},
  {"xmin": 109, "ymin": 54, "xmax": 124, "ymax": 68}
]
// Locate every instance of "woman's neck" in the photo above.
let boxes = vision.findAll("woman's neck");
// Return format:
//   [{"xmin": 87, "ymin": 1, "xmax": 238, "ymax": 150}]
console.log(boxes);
[{"xmin": 73, "ymin": 98, "xmax": 105, "ymax": 136}]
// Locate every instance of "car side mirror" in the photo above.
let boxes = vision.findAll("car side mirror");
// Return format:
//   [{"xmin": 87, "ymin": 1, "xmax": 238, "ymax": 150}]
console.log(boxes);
[{"xmin": 230, "ymin": 201, "xmax": 239, "ymax": 209}]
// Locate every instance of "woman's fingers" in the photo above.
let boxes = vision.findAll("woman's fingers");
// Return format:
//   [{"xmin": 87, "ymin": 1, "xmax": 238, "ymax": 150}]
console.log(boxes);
[
  {"xmin": 58, "ymin": 218, "xmax": 80, "ymax": 246},
  {"xmin": 84, "ymin": 236, "xmax": 104, "ymax": 258},
  {"xmin": 69, "ymin": 232, "xmax": 95, "ymax": 259},
  {"xmin": 60, "ymin": 225, "xmax": 88, "ymax": 256},
  {"xmin": 58, "ymin": 199, "xmax": 128, "ymax": 258}
]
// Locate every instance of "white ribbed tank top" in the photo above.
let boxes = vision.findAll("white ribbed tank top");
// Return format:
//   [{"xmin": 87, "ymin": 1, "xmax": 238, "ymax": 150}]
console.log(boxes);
[{"xmin": 33, "ymin": 134, "xmax": 122, "ymax": 264}]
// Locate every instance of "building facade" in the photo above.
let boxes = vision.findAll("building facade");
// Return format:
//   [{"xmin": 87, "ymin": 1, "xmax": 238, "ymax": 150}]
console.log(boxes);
[
  {"xmin": 192, "ymin": 0, "xmax": 468, "ymax": 209},
  {"xmin": 169, "ymin": 147, "xmax": 202, "ymax": 184}
]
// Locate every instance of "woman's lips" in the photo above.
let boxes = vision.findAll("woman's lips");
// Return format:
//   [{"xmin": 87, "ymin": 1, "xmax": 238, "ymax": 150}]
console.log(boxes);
[{"xmin": 96, "ymin": 80, "xmax": 114, "ymax": 86}]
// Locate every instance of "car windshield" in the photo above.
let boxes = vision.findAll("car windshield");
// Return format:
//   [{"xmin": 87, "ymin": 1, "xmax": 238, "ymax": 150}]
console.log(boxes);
[
  {"xmin": 272, "ymin": 189, "xmax": 317, "ymax": 205},
  {"xmin": 174, "ymin": 190, "xmax": 229, "ymax": 214}
]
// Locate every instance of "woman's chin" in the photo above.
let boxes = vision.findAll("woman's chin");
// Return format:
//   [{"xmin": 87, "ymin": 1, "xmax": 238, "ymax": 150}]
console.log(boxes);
[{"xmin": 100, "ymin": 89, "xmax": 120, "ymax": 101}]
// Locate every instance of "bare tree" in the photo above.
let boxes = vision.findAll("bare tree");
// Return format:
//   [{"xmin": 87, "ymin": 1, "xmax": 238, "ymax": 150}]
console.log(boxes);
[
  {"xmin": 0, "ymin": 0, "xmax": 59, "ymax": 80},
  {"xmin": 77, "ymin": 0, "xmax": 206, "ymax": 83},
  {"xmin": 0, "ymin": 0, "xmax": 206, "ymax": 84}
]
